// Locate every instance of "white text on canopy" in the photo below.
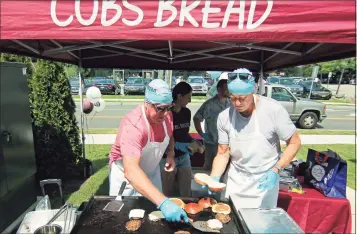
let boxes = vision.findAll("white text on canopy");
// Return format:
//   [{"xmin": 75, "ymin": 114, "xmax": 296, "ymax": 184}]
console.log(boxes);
[
  {"xmin": 154, "ymin": 0, "xmax": 273, "ymax": 29},
  {"xmin": 51, "ymin": 0, "xmax": 273, "ymax": 30}
]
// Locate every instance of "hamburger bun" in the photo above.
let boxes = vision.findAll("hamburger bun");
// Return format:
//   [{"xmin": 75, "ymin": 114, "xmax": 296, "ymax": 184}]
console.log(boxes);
[
  {"xmin": 212, "ymin": 203, "xmax": 231, "ymax": 215},
  {"xmin": 194, "ymin": 173, "xmax": 211, "ymax": 186},
  {"xmin": 170, "ymin": 198, "xmax": 185, "ymax": 209},
  {"xmin": 208, "ymin": 182, "xmax": 226, "ymax": 192},
  {"xmin": 184, "ymin": 203, "xmax": 203, "ymax": 215},
  {"xmin": 198, "ymin": 197, "xmax": 217, "ymax": 209}
]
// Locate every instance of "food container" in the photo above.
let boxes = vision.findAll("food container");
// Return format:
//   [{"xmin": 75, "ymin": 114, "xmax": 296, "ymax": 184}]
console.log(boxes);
[
  {"xmin": 236, "ymin": 208, "xmax": 304, "ymax": 234},
  {"xmin": 33, "ymin": 224, "xmax": 62, "ymax": 234},
  {"xmin": 279, "ymin": 176, "xmax": 297, "ymax": 192},
  {"xmin": 17, "ymin": 208, "xmax": 77, "ymax": 234}
]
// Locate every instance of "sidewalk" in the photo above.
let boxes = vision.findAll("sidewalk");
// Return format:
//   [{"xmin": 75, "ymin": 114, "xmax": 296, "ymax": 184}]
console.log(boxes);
[
  {"xmin": 74, "ymin": 98, "xmax": 205, "ymax": 103},
  {"xmin": 74, "ymin": 98, "xmax": 355, "ymax": 105},
  {"xmin": 83, "ymin": 134, "xmax": 356, "ymax": 145}
]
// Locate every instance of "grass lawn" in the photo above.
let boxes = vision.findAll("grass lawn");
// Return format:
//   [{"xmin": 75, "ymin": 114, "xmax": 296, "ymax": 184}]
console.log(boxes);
[
  {"xmin": 86, "ymin": 128, "xmax": 356, "ymax": 135},
  {"xmin": 296, "ymin": 129, "xmax": 355, "ymax": 135},
  {"xmin": 72, "ymin": 95, "xmax": 207, "ymax": 100},
  {"xmin": 67, "ymin": 144, "xmax": 355, "ymax": 206}
]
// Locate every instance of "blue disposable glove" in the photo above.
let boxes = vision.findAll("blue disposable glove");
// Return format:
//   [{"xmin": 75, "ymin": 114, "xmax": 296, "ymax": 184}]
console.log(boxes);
[
  {"xmin": 201, "ymin": 176, "xmax": 220, "ymax": 195},
  {"xmin": 258, "ymin": 169, "xmax": 279, "ymax": 190},
  {"xmin": 199, "ymin": 132, "xmax": 209, "ymax": 142},
  {"xmin": 158, "ymin": 198, "xmax": 189, "ymax": 223},
  {"xmin": 175, "ymin": 142, "xmax": 190, "ymax": 154}
]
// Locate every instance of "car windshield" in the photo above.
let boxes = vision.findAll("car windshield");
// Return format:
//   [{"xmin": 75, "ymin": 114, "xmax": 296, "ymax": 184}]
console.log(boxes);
[
  {"xmin": 302, "ymin": 81, "xmax": 326, "ymax": 91},
  {"xmin": 268, "ymin": 77, "xmax": 280, "ymax": 84},
  {"xmin": 127, "ymin": 78, "xmax": 144, "ymax": 84},
  {"xmin": 292, "ymin": 79, "xmax": 302, "ymax": 84},
  {"xmin": 188, "ymin": 78, "xmax": 204, "ymax": 83},
  {"xmin": 279, "ymin": 78, "xmax": 294, "ymax": 85},
  {"xmin": 93, "ymin": 79, "xmax": 114, "ymax": 84},
  {"xmin": 70, "ymin": 80, "xmax": 79, "ymax": 86}
]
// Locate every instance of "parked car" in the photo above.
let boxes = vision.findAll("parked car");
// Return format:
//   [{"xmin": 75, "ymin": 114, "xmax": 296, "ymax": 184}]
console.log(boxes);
[
  {"xmin": 349, "ymin": 79, "xmax": 356, "ymax": 85},
  {"xmin": 299, "ymin": 81, "xmax": 332, "ymax": 100},
  {"xmin": 204, "ymin": 77, "xmax": 214, "ymax": 88},
  {"xmin": 187, "ymin": 76, "xmax": 209, "ymax": 94},
  {"xmin": 90, "ymin": 77, "xmax": 120, "ymax": 95},
  {"xmin": 69, "ymin": 79, "xmax": 92, "ymax": 94},
  {"xmin": 267, "ymin": 77, "xmax": 304, "ymax": 97},
  {"xmin": 124, "ymin": 77, "xmax": 146, "ymax": 94},
  {"xmin": 263, "ymin": 84, "xmax": 327, "ymax": 129}
]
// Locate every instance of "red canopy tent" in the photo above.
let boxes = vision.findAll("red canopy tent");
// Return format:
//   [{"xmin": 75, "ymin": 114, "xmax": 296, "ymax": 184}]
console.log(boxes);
[
  {"xmin": 0, "ymin": 2, "xmax": 355, "ymax": 233},
  {"xmin": 0, "ymin": 0, "xmax": 355, "ymax": 72}
]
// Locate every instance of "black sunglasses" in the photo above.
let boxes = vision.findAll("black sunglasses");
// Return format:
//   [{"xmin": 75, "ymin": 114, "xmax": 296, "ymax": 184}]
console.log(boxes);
[{"xmin": 154, "ymin": 104, "xmax": 174, "ymax": 112}]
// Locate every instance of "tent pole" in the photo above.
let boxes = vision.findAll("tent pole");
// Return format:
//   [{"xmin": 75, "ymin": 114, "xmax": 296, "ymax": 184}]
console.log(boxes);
[
  {"xmin": 78, "ymin": 51, "xmax": 87, "ymax": 179},
  {"xmin": 259, "ymin": 51, "xmax": 265, "ymax": 95}
]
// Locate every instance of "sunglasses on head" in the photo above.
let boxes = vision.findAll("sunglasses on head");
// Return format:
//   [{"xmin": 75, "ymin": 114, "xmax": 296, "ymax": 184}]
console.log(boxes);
[{"xmin": 228, "ymin": 73, "xmax": 251, "ymax": 82}]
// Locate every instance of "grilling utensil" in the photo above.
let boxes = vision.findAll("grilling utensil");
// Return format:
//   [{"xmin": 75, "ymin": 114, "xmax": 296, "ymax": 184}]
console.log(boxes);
[
  {"xmin": 189, "ymin": 220, "xmax": 220, "ymax": 233},
  {"xmin": 103, "ymin": 181, "xmax": 127, "ymax": 212}
]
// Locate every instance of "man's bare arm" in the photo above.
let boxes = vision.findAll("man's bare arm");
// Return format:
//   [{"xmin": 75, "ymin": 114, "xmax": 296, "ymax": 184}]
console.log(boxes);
[
  {"xmin": 210, "ymin": 144, "xmax": 230, "ymax": 178},
  {"xmin": 167, "ymin": 135, "xmax": 175, "ymax": 153},
  {"xmin": 193, "ymin": 117, "xmax": 204, "ymax": 136},
  {"xmin": 123, "ymin": 156, "xmax": 166, "ymax": 206},
  {"xmin": 273, "ymin": 131, "xmax": 301, "ymax": 173}
]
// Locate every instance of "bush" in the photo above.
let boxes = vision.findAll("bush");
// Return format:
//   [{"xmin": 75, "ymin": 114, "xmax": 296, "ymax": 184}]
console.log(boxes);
[{"xmin": 29, "ymin": 60, "xmax": 83, "ymax": 180}]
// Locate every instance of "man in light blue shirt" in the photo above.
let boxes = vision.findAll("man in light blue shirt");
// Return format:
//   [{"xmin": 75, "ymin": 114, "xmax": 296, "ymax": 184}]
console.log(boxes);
[{"xmin": 193, "ymin": 79, "xmax": 231, "ymax": 170}]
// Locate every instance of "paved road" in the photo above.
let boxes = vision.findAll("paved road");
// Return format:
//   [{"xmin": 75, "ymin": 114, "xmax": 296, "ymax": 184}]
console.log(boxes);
[{"xmin": 75, "ymin": 102, "xmax": 355, "ymax": 131}]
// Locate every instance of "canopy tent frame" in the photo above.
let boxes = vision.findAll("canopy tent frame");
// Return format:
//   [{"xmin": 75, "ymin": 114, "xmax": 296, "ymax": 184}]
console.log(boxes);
[
  {"xmin": 11, "ymin": 39, "xmax": 309, "ymax": 65},
  {"xmin": 1, "ymin": 0, "xmax": 355, "ymax": 179}
]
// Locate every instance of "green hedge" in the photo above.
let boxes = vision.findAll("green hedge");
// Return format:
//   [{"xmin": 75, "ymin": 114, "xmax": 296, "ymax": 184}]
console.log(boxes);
[{"xmin": 1, "ymin": 54, "xmax": 84, "ymax": 181}]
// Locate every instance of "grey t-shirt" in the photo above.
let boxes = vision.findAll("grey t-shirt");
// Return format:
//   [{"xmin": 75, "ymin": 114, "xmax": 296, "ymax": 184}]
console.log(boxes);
[
  {"xmin": 194, "ymin": 95, "xmax": 231, "ymax": 145},
  {"xmin": 217, "ymin": 96, "xmax": 296, "ymax": 154}
]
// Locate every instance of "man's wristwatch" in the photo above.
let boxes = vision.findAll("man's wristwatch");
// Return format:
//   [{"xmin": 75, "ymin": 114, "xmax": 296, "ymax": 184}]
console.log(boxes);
[{"xmin": 273, "ymin": 165, "xmax": 283, "ymax": 174}]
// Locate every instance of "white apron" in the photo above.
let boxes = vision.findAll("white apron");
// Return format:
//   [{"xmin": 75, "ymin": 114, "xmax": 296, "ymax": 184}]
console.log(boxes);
[
  {"xmin": 221, "ymin": 95, "xmax": 279, "ymax": 209},
  {"xmin": 109, "ymin": 106, "xmax": 170, "ymax": 196}
]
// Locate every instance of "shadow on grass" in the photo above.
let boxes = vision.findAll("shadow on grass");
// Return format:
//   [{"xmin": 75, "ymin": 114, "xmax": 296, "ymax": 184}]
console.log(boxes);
[
  {"xmin": 96, "ymin": 176, "xmax": 110, "ymax": 196},
  {"xmin": 348, "ymin": 158, "xmax": 356, "ymax": 163},
  {"xmin": 92, "ymin": 157, "xmax": 109, "ymax": 172}
]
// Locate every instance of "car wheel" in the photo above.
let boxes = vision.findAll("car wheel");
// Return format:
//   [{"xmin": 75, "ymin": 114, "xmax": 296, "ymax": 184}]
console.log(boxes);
[{"xmin": 298, "ymin": 112, "xmax": 318, "ymax": 129}]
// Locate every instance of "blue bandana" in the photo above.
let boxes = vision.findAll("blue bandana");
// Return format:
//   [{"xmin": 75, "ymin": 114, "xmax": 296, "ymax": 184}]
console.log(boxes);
[{"xmin": 145, "ymin": 79, "xmax": 173, "ymax": 104}]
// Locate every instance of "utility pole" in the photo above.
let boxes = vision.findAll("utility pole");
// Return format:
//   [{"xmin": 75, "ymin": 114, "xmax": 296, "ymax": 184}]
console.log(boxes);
[{"xmin": 336, "ymin": 68, "xmax": 345, "ymax": 96}]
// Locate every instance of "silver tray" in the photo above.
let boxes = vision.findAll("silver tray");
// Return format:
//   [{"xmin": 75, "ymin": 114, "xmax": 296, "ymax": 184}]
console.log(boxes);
[{"xmin": 237, "ymin": 208, "xmax": 304, "ymax": 234}]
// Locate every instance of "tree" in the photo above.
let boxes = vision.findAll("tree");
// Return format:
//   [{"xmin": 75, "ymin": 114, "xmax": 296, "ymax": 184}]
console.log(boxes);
[
  {"xmin": 1, "ymin": 54, "xmax": 84, "ymax": 180},
  {"xmin": 29, "ymin": 59, "xmax": 83, "ymax": 180}
]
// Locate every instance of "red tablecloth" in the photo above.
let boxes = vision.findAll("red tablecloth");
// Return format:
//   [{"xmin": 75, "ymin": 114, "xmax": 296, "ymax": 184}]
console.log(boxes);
[
  {"xmin": 189, "ymin": 133, "xmax": 352, "ymax": 234},
  {"xmin": 278, "ymin": 177, "xmax": 352, "ymax": 234}
]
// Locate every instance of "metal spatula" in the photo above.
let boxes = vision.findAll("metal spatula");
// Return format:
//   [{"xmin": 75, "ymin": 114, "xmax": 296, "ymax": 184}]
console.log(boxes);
[
  {"xmin": 103, "ymin": 181, "xmax": 126, "ymax": 212},
  {"xmin": 189, "ymin": 220, "xmax": 220, "ymax": 233}
]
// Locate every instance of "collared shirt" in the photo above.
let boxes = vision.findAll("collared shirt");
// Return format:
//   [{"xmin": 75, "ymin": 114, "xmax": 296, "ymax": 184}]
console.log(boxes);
[
  {"xmin": 109, "ymin": 105, "xmax": 173, "ymax": 167},
  {"xmin": 194, "ymin": 95, "xmax": 231, "ymax": 144}
]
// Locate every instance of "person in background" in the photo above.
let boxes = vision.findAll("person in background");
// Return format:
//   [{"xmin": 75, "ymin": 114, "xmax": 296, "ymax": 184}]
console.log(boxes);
[
  {"xmin": 206, "ymin": 77, "xmax": 301, "ymax": 209},
  {"xmin": 109, "ymin": 79, "xmax": 188, "ymax": 223},
  {"xmin": 193, "ymin": 79, "xmax": 230, "ymax": 170},
  {"xmin": 161, "ymin": 82, "xmax": 194, "ymax": 197}
]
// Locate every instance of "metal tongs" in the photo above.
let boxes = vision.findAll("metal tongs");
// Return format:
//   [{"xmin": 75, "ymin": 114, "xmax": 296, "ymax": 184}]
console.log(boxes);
[
  {"xmin": 46, "ymin": 203, "xmax": 68, "ymax": 226},
  {"xmin": 63, "ymin": 203, "xmax": 74, "ymax": 233}
]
